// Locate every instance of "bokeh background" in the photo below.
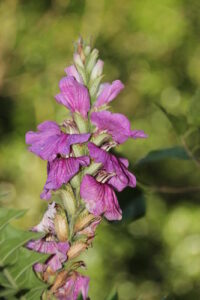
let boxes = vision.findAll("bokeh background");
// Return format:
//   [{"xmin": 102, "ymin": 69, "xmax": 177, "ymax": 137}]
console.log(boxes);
[{"xmin": 1, "ymin": 0, "xmax": 200, "ymax": 299}]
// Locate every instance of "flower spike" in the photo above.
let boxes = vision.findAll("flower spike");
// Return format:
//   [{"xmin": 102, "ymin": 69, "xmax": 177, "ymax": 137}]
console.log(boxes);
[{"xmin": 25, "ymin": 38, "xmax": 147, "ymax": 299}]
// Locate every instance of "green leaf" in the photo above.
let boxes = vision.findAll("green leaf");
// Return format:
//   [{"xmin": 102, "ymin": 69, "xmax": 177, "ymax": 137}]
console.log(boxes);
[
  {"xmin": 0, "ymin": 208, "xmax": 48, "ymax": 299},
  {"xmin": 0, "ymin": 208, "xmax": 27, "ymax": 231},
  {"xmin": 118, "ymin": 189, "xmax": 146, "ymax": 222},
  {"xmin": 135, "ymin": 146, "xmax": 190, "ymax": 166},
  {"xmin": 188, "ymin": 89, "xmax": 200, "ymax": 126},
  {"xmin": 24, "ymin": 286, "xmax": 46, "ymax": 300},
  {"xmin": 0, "ymin": 224, "xmax": 43, "ymax": 265},
  {"xmin": 9, "ymin": 248, "xmax": 48, "ymax": 287},
  {"xmin": 156, "ymin": 104, "xmax": 188, "ymax": 135},
  {"xmin": 106, "ymin": 290, "xmax": 119, "ymax": 300}
]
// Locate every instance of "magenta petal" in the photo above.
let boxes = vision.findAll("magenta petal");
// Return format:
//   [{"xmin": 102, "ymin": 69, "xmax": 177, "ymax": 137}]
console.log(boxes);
[
  {"xmin": 88, "ymin": 142, "xmax": 136, "ymax": 192},
  {"xmin": 26, "ymin": 121, "xmax": 90, "ymax": 161},
  {"xmin": 41, "ymin": 156, "xmax": 90, "ymax": 200},
  {"xmin": 26, "ymin": 121, "xmax": 62, "ymax": 161},
  {"xmin": 91, "ymin": 111, "xmax": 147, "ymax": 144},
  {"xmin": 55, "ymin": 76, "xmax": 90, "ymax": 118},
  {"xmin": 27, "ymin": 239, "xmax": 69, "ymax": 272},
  {"xmin": 94, "ymin": 80, "xmax": 124, "ymax": 107},
  {"xmin": 80, "ymin": 175, "xmax": 122, "ymax": 221},
  {"xmin": 65, "ymin": 65, "xmax": 83, "ymax": 84}
]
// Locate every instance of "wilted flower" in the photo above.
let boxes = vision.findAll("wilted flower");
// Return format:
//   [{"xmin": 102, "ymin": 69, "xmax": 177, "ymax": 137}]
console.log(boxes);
[
  {"xmin": 27, "ymin": 238, "xmax": 69, "ymax": 273},
  {"xmin": 54, "ymin": 271, "xmax": 90, "ymax": 300}
]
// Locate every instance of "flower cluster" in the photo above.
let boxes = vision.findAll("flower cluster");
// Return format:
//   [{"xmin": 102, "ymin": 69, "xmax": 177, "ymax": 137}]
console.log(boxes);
[{"xmin": 25, "ymin": 38, "xmax": 147, "ymax": 299}]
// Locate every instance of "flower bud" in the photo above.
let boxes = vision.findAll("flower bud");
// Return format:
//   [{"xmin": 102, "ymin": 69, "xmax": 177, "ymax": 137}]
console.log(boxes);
[
  {"xmin": 67, "ymin": 242, "xmax": 87, "ymax": 260},
  {"xmin": 83, "ymin": 162, "xmax": 102, "ymax": 176},
  {"xmin": 50, "ymin": 270, "xmax": 68, "ymax": 293},
  {"xmin": 73, "ymin": 112, "xmax": 89, "ymax": 133},
  {"xmin": 60, "ymin": 186, "xmax": 76, "ymax": 218},
  {"xmin": 89, "ymin": 75, "xmax": 104, "ymax": 98},
  {"xmin": 73, "ymin": 53, "xmax": 84, "ymax": 68},
  {"xmin": 54, "ymin": 206, "xmax": 69, "ymax": 242},
  {"xmin": 84, "ymin": 45, "xmax": 91, "ymax": 56},
  {"xmin": 90, "ymin": 59, "xmax": 104, "ymax": 81},
  {"xmin": 91, "ymin": 132, "xmax": 111, "ymax": 146},
  {"xmin": 74, "ymin": 213, "xmax": 96, "ymax": 233},
  {"xmin": 86, "ymin": 48, "xmax": 99, "ymax": 74}
]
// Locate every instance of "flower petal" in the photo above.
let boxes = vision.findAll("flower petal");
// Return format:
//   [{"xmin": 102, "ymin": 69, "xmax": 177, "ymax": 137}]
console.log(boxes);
[
  {"xmin": 80, "ymin": 175, "xmax": 122, "ymax": 221},
  {"xmin": 91, "ymin": 110, "xmax": 147, "ymax": 144},
  {"xmin": 65, "ymin": 65, "xmax": 83, "ymax": 84},
  {"xmin": 94, "ymin": 80, "xmax": 124, "ymax": 107},
  {"xmin": 55, "ymin": 76, "xmax": 90, "ymax": 118},
  {"xmin": 88, "ymin": 142, "xmax": 136, "ymax": 191},
  {"xmin": 26, "ymin": 121, "xmax": 90, "ymax": 161},
  {"xmin": 26, "ymin": 239, "xmax": 69, "ymax": 272},
  {"xmin": 41, "ymin": 156, "xmax": 90, "ymax": 200},
  {"xmin": 32, "ymin": 202, "xmax": 57, "ymax": 234}
]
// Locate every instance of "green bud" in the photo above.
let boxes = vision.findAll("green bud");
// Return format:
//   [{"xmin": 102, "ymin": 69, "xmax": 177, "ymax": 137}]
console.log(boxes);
[
  {"xmin": 83, "ymin": 162, "xmax": 102, "ymax": 176},
  {"xmin": 86, "ymin": 48, "xmax": 99, "ymax": 74},
  {"xmin": 73, "ymin": 112, "xmax": 89, "ymax": 133},
  {"xmin": 70, "ymin": 173, "xmax": 81, "ymax": 189},
  {"xmin": 75, "ymin": 64, "xmax": 87, "ymax": 85},
  {"xmin": 91, "ymin": 133, "xmax": 110, "ymax": 146},
  {"xmin": 89, "ymin": 75, "xmax": 104, "ymax": 99},
  {"xmin": 84, "ymin": 45, "xmax": 91, "ymax": 56},
  {"xmin": 72, "ymin": 144, "xmax": 85, "ymax": 157},
  {"xmin": 60, "ymin": 186, "xmax": 76, "ymax": 217}
]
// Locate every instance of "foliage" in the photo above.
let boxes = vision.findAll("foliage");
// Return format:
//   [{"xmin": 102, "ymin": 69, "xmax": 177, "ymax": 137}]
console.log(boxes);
[{"xmin": 0, "ymin": 207, "xmax": 48, "ymax": 299}]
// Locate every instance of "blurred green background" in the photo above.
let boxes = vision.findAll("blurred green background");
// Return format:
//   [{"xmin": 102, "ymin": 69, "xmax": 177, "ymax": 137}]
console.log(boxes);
[{"xmin": 1, "ymin": 0, "xmax": 200, "ymax": 299}]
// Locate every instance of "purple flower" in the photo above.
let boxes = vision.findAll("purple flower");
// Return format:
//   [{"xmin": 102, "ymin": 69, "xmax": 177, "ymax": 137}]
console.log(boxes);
[
  {"xmin": 25, "ymin": 121, "xmax": 90, "ymax": 161},
  {"xmin": 55, "ymin": 76, "xmax": 90, "ymax": 118},
  {"xmin": 88, "ymin": 142, "xmax": 136, "ymax": 192},
  {"xmin": 32, "ymin": 202, "xmax": 57, "ymax": 234},
  {"xmin": 80, "ymin": 175, "xmax": 122, "ymax": 221},
  {"xmin": 55, "ymin": 271, "xmax": 90, "ymax": 300},
  {"xmin": 27, "ymin": 239, "xmax": 69, "ymax": 273},
  {"xmin": 41, "ymin": 156, "xmax": 90, "ymax": 200},
  {"xmin": 94, "ymin": 80, "xmax": 124, "ymax": 108},
  {"xmin": 91, "ymin": 110, "xmax": 147, "ymax": 144},
  {"xmin": 65, "ymin": 65, "xmax": 84, "ymax": 84}
]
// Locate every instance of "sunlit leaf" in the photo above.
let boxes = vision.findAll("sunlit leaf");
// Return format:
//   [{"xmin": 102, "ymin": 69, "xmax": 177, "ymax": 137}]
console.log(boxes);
[
  {"xmin": 0, "ymin": 225, "xmax": 43, "ymax": 265},
  {"xmin": 156, "ymin": 104, "xmax": 188, "ymax": 135},
  {"xmin": 106, "ymin": 290, "xmax": 119, "ymax": 300},
  {"xmin": 0, "ymin": 208, "xmax": 27, "ymax": 231},
  {"xmin": 135, "ymin": 146, "xmax": 190, "ymax": 166}
]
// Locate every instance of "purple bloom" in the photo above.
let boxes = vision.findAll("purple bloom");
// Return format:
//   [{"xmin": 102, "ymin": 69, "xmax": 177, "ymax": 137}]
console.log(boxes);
[
  {"xmin": 41, "ymin": 156, "xmax": 90, "ymax": 200},
  {"xmin": 27, "ymin": 239, "xmax": 69, "ymax": 273},
  {"xmin": 65, "ymin": 65, "xmax": 84, "ymax": 84},
  {"xmin": 88, "ymin": 142, "xmax": 136, "ymax": 192},
  {"xmin": 80, "ymin": 175, "xmax": 122, "ymax": 221},
  {"xmin": 94, "ymin": 80, "xmax": 124, "ymax": 108},
  {"xmin": 32, "ymin": 202, "xmax": 57, "ymax": 234},
  {"xmin": 55, "ymin": 76, "xmax": 90, "ymax": 118},
  {"xmin": 26, "ymin": 121, "xmax": 90, "ymax": 162},
  {"xmin": 91, "ymin": 110, "xmax": 147, "ymax": 144},
  {"xmin": 55, "ymin": 271, "xmax": 90, "ymax": 300}
]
